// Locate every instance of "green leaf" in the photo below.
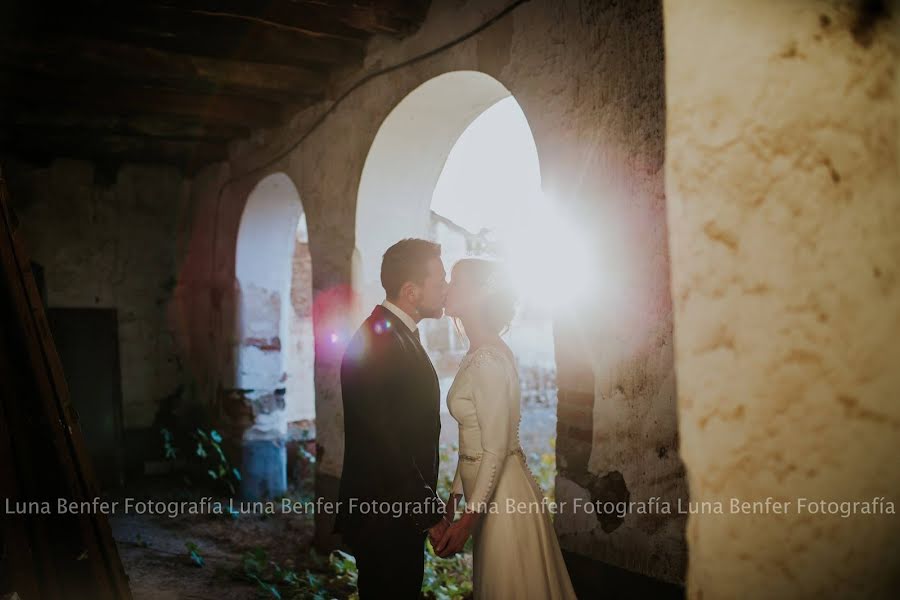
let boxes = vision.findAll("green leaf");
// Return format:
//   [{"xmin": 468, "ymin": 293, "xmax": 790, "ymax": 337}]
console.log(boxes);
[{"xmin": 185, "ymin": 542, "xmax": 204, "ymax": 567}]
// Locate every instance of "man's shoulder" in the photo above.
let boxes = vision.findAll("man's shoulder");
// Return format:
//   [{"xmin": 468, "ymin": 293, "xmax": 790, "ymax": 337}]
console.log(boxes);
[{"xmin": 342, "ymin": 310, "xmax": 403, "ymax": 366}]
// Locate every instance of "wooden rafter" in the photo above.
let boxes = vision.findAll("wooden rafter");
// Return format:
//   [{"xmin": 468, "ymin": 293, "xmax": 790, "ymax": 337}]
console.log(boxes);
[{"xmin": 0, "ymin": 0, "xmax": 432, "ymax": 172}]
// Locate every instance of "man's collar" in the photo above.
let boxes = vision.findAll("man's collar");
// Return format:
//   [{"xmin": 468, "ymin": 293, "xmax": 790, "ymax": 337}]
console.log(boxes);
[{"xmin": 381, "ymin": 299, "xmax": 418, "ymax": 333}]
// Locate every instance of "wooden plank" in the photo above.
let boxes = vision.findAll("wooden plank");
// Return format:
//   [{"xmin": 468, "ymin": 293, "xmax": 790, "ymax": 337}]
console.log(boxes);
[
  {"xmin": 0, "ymin": 110, "xmax": 249, "ymax": 142},
  {"xmin": 0, "ymin": 355, "xmax": 44, "ymax": 600},
  {"xmin": 0, "ymin": 129, "xmax": 229, "ymax": 171},
  {"xmin": 290, "ymin": 0, "xmax": 431, "ymax": 34},
  {"xmin": 35, "ymin": 3, "xmax": 367, "ymax": 66},
  {"xmin": 144, "ymin": 0, "xmax": 422, "ymax": 36},
  {"xmin": 0, "ymin": 166, "xmax": 132, "ymax": 598},
  {"xmin": 0, "ymin": 36, "xmax": 329, "ymax": 104},
  {"xmin": 0, "ymin": 75, "xmax": 286, "ymax": 129}
]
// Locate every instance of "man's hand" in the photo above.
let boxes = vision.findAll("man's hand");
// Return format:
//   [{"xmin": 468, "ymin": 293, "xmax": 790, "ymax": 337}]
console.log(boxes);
[
  {"xmin": 434, "ymin": 512, "xmax": 477, "ymax": 557},
  {"xmin": 447, "ymin": 493, "xmax": 462, "ymax": 518},
  {"xmin": 428, "ymin": 495, "xmax": 450, "ymax": 543},
  {"xmin": 428, "ymin": 516, "xmax": 450, "ymax": 546}
]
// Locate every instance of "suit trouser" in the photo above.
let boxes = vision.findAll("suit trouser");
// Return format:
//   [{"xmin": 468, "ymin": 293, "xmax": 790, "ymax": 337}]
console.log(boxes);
[{"xmin": 351, "ymin": 531, "xmax": 426, "ymax": 599}]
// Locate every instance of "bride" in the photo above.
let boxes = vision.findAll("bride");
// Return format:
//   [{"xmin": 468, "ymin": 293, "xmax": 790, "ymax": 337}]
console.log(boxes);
[{"xmin": 434, "ymin": 258, "xmax": 577, "ymax": 599}]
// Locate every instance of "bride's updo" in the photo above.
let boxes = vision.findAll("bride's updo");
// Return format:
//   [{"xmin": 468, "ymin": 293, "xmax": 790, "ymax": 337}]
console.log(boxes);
[{"xmin": 450, "ymin": 258, "xmax": 518, "ymax": 336}]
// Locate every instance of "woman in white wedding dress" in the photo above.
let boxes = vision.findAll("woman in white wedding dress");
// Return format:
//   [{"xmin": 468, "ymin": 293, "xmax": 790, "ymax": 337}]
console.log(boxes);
[{"xmin": 434, "ymin": 258, "xmax": 577, "ymax": 600}]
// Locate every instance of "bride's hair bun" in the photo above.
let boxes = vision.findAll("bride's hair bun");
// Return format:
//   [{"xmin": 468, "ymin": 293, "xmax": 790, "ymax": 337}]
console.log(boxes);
[{"xmin": 455, "ymin": 258, "xmax": 518, "ymax": 335}]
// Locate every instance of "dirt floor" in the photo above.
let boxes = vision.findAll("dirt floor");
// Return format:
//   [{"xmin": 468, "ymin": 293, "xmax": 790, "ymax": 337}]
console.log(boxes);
[
  {"xmin": 110, "ymin": 399, "xmax": 555, "ymax": 600},
  {"xmin": 109, "ymin": 476, "xmax": 320, "ymax": 600}
]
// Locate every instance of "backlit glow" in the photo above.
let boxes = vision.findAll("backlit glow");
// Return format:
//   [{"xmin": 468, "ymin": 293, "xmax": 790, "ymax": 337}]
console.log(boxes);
[{"xmin": 432, "ymin": 97, "xmax": 593, "ymax": 312}]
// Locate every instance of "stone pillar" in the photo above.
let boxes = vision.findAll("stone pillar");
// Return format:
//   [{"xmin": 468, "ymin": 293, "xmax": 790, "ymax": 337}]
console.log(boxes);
[
  {"xmin": 307, "ymin": 222, "xmax": 356, "ymax": 549},
  {"xmin": 665, "ymin": 1, "xmax": 900, "ymax": 597},
  {"xmin": 553, "ymin": 314, "xmax": 595, "ymax": 487},
  {"xmin": 229, "ymin": 282, "xmax": 290, "ymax": 501},
  {"xmin": 218, "ymin": 386, "xmax": 287, "ymax": 501}
]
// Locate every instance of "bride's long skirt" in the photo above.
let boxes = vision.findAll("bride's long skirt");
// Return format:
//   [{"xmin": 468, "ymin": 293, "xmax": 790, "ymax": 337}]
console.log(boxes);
[{"xmin": 463, "ymin": 454, "xmax": 578, "ymax": 599}]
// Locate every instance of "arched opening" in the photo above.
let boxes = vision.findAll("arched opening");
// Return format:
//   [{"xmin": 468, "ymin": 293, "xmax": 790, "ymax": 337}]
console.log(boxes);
[
  {"xmin": 354, "ymin": 71, "xmax": 509, "ymax": 314},
  {"xmin": 428, "ymin": 95, "xmax": 560, "ymax": 473},
  {"xmin": 356, "ymin": 72, "xmax": 591, "ymax": 494},
  {"xmin": 234, "ymin": 172, "xmax": 314, "ymax": 499}
]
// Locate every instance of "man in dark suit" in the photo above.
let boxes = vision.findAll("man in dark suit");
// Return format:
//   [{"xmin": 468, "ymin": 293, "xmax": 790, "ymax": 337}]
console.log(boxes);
[{"xmin": 335, "ymin": 238, "xmax": 450, "ymax": 598}]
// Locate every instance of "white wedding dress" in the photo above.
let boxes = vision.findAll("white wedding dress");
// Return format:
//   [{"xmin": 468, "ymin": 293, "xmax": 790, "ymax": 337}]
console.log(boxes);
[{"xmin": 447, "ymin": 345, "xmax": 577, "ymax": 599}]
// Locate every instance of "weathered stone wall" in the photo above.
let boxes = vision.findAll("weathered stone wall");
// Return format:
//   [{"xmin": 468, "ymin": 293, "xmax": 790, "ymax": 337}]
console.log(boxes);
[
  {"xmin": 286, "ymin": 238, "xmax": 315, "ymax": 423},
  {"xmin": 4, "ymin": 158, "xmax": 190, "ymax": 430},
  {"xmin": 665, "ymin": 0, "xmax": 900, "ymax": 597},
  {"xmin": 181, "ymin": 0, "xmax": 683, "ymax": 580}
]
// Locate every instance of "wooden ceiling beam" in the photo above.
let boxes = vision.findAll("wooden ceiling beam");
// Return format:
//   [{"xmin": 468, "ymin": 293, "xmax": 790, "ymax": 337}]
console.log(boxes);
[
  {"xmin": 0, "ymin": 1, "xmax": 434, "ymax": 171},
  {"xmin": 0, "ymin": 111, "xmax": 249, "ymax": 142},
  {"xmin": 0, "ymin": 37, "xmax": 329, "ymax": 105},
  {"xmin": 290, "ymin": 0, "xmax": 431, "ymax": 35},
  {"xmin": 30, "ymin": 3, "xmax": 367, "ymax": 66},
  {"xmin": 143, "ymin": 0, "xmax": 377, "ymax": 39},
  {"xmin": 142, "ymin": 0, "xmax": 430, "ymax": 37},
  {"xmin": 1, "ymin": 75, "xmax": 287, "ymax": 130},
  {"xmin": 0, "ymin": 129, "xmax": 228, "ymax": 172}
]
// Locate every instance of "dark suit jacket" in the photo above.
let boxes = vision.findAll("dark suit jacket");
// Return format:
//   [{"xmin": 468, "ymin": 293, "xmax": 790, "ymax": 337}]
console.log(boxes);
[{"xmin": 335, "ymin": 304, "xmax": 442, "ymax": 544}]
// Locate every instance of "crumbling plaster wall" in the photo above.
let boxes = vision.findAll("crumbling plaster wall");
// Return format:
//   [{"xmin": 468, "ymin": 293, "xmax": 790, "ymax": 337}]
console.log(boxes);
[
  {"xmin": 665, "ymin": 1, "xmax": 900, "ymax": 597},
  {"xmin": 4, "ymin": 158, "xmax": 190, "ymax": 430}
]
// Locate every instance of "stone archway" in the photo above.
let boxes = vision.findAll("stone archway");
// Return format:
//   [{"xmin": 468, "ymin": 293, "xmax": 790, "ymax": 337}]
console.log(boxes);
[
  {"xmin": 233, "ymin": 172, "xmax": 313, "ymax": 499},
  {"xmin": 354, "ymin": 70, "xmax": 565, "ymax": 493},
  {"xmin": 354, "ymin": 70, "xmax": 511, "ymax": 315}
]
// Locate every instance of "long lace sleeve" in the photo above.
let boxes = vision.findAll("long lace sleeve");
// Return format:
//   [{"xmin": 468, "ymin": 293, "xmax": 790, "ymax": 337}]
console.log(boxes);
[{"xmin": 467, "ymin": 348, "xmax": 513, "ymax": 512}]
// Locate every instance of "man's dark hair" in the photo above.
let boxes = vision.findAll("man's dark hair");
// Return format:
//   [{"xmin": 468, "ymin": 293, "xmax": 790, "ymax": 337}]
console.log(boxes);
[{"xmin": 380, "ymin": 238, "xmax": 441, "ymax": 300}]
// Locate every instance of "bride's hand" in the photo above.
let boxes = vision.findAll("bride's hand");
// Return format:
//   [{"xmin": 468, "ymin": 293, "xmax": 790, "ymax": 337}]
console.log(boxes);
[{"xmin": 434, "ymin": 511, "xmax": 477, "ymax": 557}]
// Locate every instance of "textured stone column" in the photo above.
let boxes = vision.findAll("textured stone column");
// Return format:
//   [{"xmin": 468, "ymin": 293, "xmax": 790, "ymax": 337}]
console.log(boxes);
[
  {"xmin": 218, "ymin": 385, "xmax": 287, "ymax": 501},
  {"xmin": 665, "ymin": 1, "xmax": 900, "ymax": 597},
  {"xmin": 229, "ymin": 281, "xmax": 290, "ymax": 501}
]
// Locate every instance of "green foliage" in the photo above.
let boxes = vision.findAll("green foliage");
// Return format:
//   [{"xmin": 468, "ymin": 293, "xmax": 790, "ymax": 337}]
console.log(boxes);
[
  {"xmin": 327, "ymin": 550, "xmax": 358, "ymax": 587},
  {"xmin": 163, "ymin": 438, "xmax": 559, "ymax": 596},
  {"xmin": 240, "ymin": 547, "xmax": 299, "ymax": 599},
  {"xmin": 234, "ymin": 547, "xmax": 358, "ymax": 600},
  {"xmin": 161, "ymin": 428, "xmax": 177, "ymax": 460},
  {"xmin": 294, "ymin": 442, "xmax": 317, "ymax": 505},
  {"xmin": 423, "ymin": 541, "xmax": 473, "ymax": 600},
  {"xmin": 234, "ymin": 543, "xmax": 471, "ymax": 600},
  {"xmin": 195, "ymin": 428, "xmax": 242, "ymax": 494},
  {"xmin": 185, "ymin": 541, "xmax": 204, "ymax": 567},
  {"xmin": 436, "ymin": 442, "xmax": 458, "ymax": 499},
  {"xmin": 160, "ymin": 426, "xmax": 242, "ymax": 495},
  {"xmin": 528, "ymin": 437, "xmax": 558, "ymax": 504}
]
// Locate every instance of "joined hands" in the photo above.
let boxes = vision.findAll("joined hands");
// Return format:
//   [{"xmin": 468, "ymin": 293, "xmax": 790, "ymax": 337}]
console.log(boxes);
[{"xmin": 430, "ymin": 494, "xmax": 478, "ymax": 558}]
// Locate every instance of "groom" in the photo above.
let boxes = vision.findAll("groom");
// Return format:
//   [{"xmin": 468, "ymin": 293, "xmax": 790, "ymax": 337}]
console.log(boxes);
[{"xmin": 335, "ymin": 238, "xmax": 450, "ymax": 598}]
